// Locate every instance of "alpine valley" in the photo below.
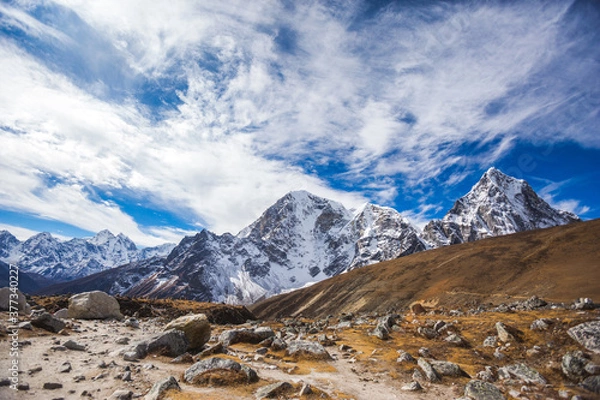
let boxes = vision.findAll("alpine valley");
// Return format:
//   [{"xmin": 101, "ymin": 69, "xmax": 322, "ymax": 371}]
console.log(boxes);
[{"xmin": 26, "ymin": 168, "xmax": 580, "ymax": 304}]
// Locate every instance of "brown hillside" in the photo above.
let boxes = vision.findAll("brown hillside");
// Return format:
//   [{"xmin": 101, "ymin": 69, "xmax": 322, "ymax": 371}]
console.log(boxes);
[{"xmin": 251, "ymin": 219, "xmax": 600, "ymax": 319}]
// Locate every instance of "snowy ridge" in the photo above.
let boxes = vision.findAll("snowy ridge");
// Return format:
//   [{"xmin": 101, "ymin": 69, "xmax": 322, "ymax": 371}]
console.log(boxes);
[
  {"xmin": 0, "ymin": 229, "xmax": 176, "ymax": 282},
  {"xmin": 421, "ymin": 167, "xmax": 580, "ymax": 247},
  {"xmin": 34, "ymin": 168, "xmax": 580, "ymax": 304}
]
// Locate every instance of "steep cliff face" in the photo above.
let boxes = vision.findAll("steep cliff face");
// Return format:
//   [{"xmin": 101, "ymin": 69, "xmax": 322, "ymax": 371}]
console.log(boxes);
[{"xmin": 421, "ymin": 168, "xmax": 580, "ymax": 247}]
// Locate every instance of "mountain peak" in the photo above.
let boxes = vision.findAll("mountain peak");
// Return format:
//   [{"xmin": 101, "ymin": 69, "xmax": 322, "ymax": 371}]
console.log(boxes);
[{"xmin": 89, "ymin": 229, "xmax": 116, "ymax": 245}]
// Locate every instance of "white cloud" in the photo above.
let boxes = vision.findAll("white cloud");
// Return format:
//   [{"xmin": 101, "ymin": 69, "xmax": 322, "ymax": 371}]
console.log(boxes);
[{"xmin": 0, "ymin": 0, "xmax": 597, "ymax": 245}]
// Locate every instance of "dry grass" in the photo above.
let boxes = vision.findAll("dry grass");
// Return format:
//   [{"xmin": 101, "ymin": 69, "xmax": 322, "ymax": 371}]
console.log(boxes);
[{"xmin": 251, "ymin": 219, "xmax": 600, "ymax": 320}]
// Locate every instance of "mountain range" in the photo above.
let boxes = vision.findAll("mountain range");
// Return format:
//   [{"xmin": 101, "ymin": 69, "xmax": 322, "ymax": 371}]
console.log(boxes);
[
  {"xmin": 0, "ymin": 229, "xmax": 175, "ymax": 282},
  {"xmin": 33, "ymin": 168, "xmax": 580, "ymax": 303}
]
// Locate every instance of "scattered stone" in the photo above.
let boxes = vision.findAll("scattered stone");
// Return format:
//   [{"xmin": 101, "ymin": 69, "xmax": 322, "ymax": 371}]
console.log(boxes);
[
  {"xmin": 530, "ymin": 318, "xmax": 552, "ymax": 331},
  {"xmin": 54, "ymin": 308, "xmax": 69, "ymax": 319},
  {"xmin": 299, "ymin": 383, "xmax": 313, "ymax": 396},
  {"xmin": 335, "ymin": 321, "xmax": 353, "ymax": 329},
  {"xmin": 397, "ymin": 351, "xmax": 416, "ymax": 363},
  {"xmin": 108, "ymin": 389, "xmax": 133, "ymax": 400},
  {"xmin": 124, "ymin": 318, "xmax": 140, "ymax": 329},
  {"xmin": 73, "ymin": 375, "xmax": 86, "ymax": 382},
  {"xmin": 483, "ymin": 336, "xmax": 498, "ymax": 347},
  {"xmin": 31, "ymin": 312, "xmax": 66, "ymax": 333},
  {"xmin": 164, "ymin": 314, "xmax": 211, "ymax": 350},
  {"xmin": 417, "ymin": 358, "xmax": 441, "ymax": 383},
  {"xmin": 372, "ymin": 323, "xmax": 390, "ymax": 340},
  {"xmin": 476, "ymin": 366, "xmax": 496, "ymax": 382},
  {"xmin": 270, "ymin": 338, "xmax": 287, "ymax": 351},
  {"xmin": 123, "ymin": 351, "xmax": 140, "ymax": 362},
  {"xmin": 51, "ymin": 345, "xmax": 68, "ymax": 352},
  {"xmin": 116, "ymin": 337, "xmax": 130, "ymax": 345},
  {"xmin": 412, "ymin": 303, "xmax": 427, "ymax": 314},
  {"xmin": 18, "ymin": 321, "xmax": 33, "ymax": 330},
  {"xmin": 495, "ymin": 322, "xmax": 516, "ymax": 343},
  {"xmin": 498, "ymin": 363, "xmax": 546, "ymax": 385},
  {"xmin": 122, "ymin": 371, "xmax": 132, "ymax": 381},
  {"xmin": 562, "ymin": 351, "xmax": 589, "ymax": 381},
  {"xmin": 446, "ymin": 333, "xmax": 467, "ymax": 346},
  {"xmin": 144, "ymin": 375, "xmax": 181, "ymax": 400},
  {"xmin": 43, "ymin": 382, "xmax": 63, "ymax": 389},
  {"xmin": 574, "ymin": 298, "xmax": 594, "ymax": 310},
  {"xmin": 68, "ymin": 291, "xmax": 123, "ymax": 320},
  {"xmin": 171, "ymin": 352, "xmax": 194, "ymax": 364},
  {"xmin": 0, "ymin": 287, "xmax": 31, "ymax": 314},
  {"xmin": 464, "ymin": 380, "xmax": 505, "ymax": 400},
  {"xmin": 585, "ymin": 363, "xmax": 600, "ymax": 375},
  {"xmin": 418, "ymin": 327, "xmax": 438, "ymax": 339},
  {"xmin": 184, "ymin": 357, "xmax": 259, "ymax": 385},
  {"xmin": 430, "ymin": 360, "xmax": 469, "ymax": 377},
  {"xmin": 59, "ymin": 362, "xmax": 72, "ymax": 373},
  {"xmin": 568, "ymin": 321, "xmax": 600, "ymax": 354},
  {"xmin": 418, "ymin": 347, "xmax": 431, "ymax": 358},
  {"xmin": 0, "ymin": 377, "xmax": 10, "ymax": 386},
  {"xmin": 147, "ymin": 329, "xmax": 189, "ymax": 357},
  {"xmin": 256, "ymin": 381, "xmax": 293, "ymax": 399},
  {"xmin": 256, "ymin": 347, "xmax": 268, "ymax": 355},
  {"xmin": 28, "ymin": 366, "xmax": 43, "ymax": 375},
  {"xmin": 287, "ymin": 340, "xmax": 331, "ymax": 360},
  {"xmin": 17, "ymin": 382, "xmax": 30, "ymax": 391},
  {"xmin": 63, "ymin": 339, "xmax": 86, "ymax": 351},
  {"xmin": 194, "ymin": 342, "xmax": 225, "ymax": 360},
  {"xmin": 401, "ymin": 381, "xmax": 423, "ymax": 391},
  {"xmin": 581, "ymin": 375, "xmax": 600, "ymax": 394},
  {"xmin": 412, "ymin": 368, "xmax": 424, "ymax": 382}
]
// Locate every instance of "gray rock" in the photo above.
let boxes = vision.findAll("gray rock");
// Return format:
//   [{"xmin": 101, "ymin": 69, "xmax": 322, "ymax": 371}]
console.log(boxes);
[
  {"xmin": 0, "ymin": 377, "xmax": 10, "ymax": 386},
  {"xmin": 184, "ymin": 357, "xmax": 258, "ymax": 385},
  {"xmin": 379, "ymin": 314, "xmax": 397, "ymax": 329},
  {"xmin": 171, "ymin": 353, "xmax": 194, "ymax": 364},
  {"xmin": 483, "ymin": 336, "xmax": 498, "ymax": 347},
  {"xmin": 335, "ymin": 321, "xmax": 353, "ymax": 329},
  {"xmin": 53, "ymin": 308, "xmax": 69, "ymax": 319},
  {"xmin": 144, "ymin": 375, "xmax": 180, "ymax": 400},
  {"xmin": 298, "ymin": 383, "xmax": 313, "ymax": 396},
  {"xmin": 147, "ymin": 329, "xmax": 189, "ymax": 357},
  {"xmin": 568, "ymin": 321, "xmax": 600, "ymax": 354},
  {"xmin": 476, "ymin": 366, "xmax": 496, "ymax": 382},
  {"xmin": 402, "ymin": 381, "xmax": 423, "ymax": 391},
  {"xmin": 417, "ymin": 358, "xmax": 441, "ymax": 383},
  {"xmin": 0, "ymin": 287, "xmax": 31, "ymax": 314},
  {"xmin": 581, "ymin": 375, "xmax": 600, "ymax": 394},
  {"xmin": 287, "ymin": 340, "xmax": 331, "ymax": 360},
  {"xmin": 68, "ymin": 291, "xmax": 123, "ymax": 320},
  {"xmin": 256, "ymin": 381, "xmax": 292, "ymax": 399},
  {"xmin": 495, "ymin": 322, "xmax": 515, "ymax": 343},
  {"xmin": 59, "ymin": 362, "xmax": 72, "ymax": 373},
  {"xmin": 464, "ymin": 380, "xmax": 505, "ymax": 400},
  {"xmin": 397, "ymin": 351, "xmax": 416, "ymax": 363},
  {"xmin": 219, "ymin": 327, "xmax": 274, "ymax": 346},
  {"xmin": 123, "ymin": 351, "xmax": 140, "ymax": 362},
  {"xmin": 63, "ymin": 339, "xmax": 86, "ymax": 351},
  {"xmin": 194, "ymin": 342, "xmax": 225, "ymax": 360},
  {"xmin": 122, "ymin": 371, "xmax": 132, "ymax": 381},
  {"xmin": 43, "ymin": 382, "xmax": 63, "ymax": 389},
  {"xmin": 562, "ymin": 351, "xmax": 589, "ymax": 381},
  {"xmin": 164, "ymin": 314, "xmax": 211, "ymax": 349},
  {"xmin": 17, "ymin": 382, "xmax": 30, "ymax": 391},
  {"xmin": 270, "ymin": 338, "xmax": 287, "ymax": 351},
  {"xmin": 256, "ymin": 347, "xmax": 268, "ymax": 355},
  {"xmin": 574, "ymin": 298, "xmax": 594, "ymax": 310},
  {"xmin": 530, "ymin": 318, "xmax": 552, "ymax": 331},
  {"xmin": 254, "ymin": 327, "xmax": 276, "ymax": 341},
  {"xmin": 116, "ymin": 337, "xmax": 130, "ymax": 345},
  {"xmin": 124, "ymin": 318, "xmax": 140, "ymax": 329},
  {"xmin": 498, "ymin": 363, "xmax": 546, "ymax": 385},
  {"xmin": 445, "ymin": 333, "xmax": 467, "ymax": 346},
  {"xmin": 31, "ymin": 312, "xmax": 66, "ymax": 333},
  {"xmin": 418, "ymin": 347, "xmax": 431, "ymax": 358},
  {"xmin": 430, "ymin": 360, "xmax": 469, "ymax": 377},
  {"xmin": 585, "ymin": 363, "xmax": 600, "ymax": 375},
  {"xmin": 74, "ymin": 375, "xmax": 86, "ymax": 382},
  {"xmin": 372, "ymin": 323, "xmax": 390, "ymax": 340},
  {"xmin": 108, "ymin": 389, "xmax": 133, "ymax": 400},
  {"xmin": 418, "ymin": 327, "xmax": 438, "ymax": 339},
  {"xmin": 18, "ymin": 321, "xmax": 32, "ymax": 330}
]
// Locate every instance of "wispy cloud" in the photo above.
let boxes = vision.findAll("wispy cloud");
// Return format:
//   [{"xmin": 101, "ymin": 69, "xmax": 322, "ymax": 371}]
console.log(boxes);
[{"xmin": 0, "ymin": 0, "xmax": 597, "ymax": 244}]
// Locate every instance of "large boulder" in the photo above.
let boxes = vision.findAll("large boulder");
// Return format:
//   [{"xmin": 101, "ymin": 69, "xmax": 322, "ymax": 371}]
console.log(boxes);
[
  {"xmin": 219, "ymin": 327, "xmax": 275, "ymax": 346},
  {"xmin": 184, "ymin": 357, "xmax": 258, "ymax": 386},
  {"xmin": 0, "ymin": 288, "xmax": 31, "ymax": 315},
  {"xmin": 568, "ymin": 321, "xmax": 600, "ymax": 354},
  {"xmin": 464, "ymin": 380, "xmax": 505, "ymax": 400},
  {"xmin": 286, "ymin": 340, "xmax": 331, "ymax": 360},
  {"xmin": 68, "ymin": 291, "xmax": 123, "ymax": 320},
  {"xmin": 147, "ymin": 330, "xmax": 189, "ymax": 357},
  {"xmin": 164, "ymin": 314, "xmax": 211, "ymax": 350},
  {"xmin": 31, "ymin": 312, "xmax": 66, "ymax": 333}
]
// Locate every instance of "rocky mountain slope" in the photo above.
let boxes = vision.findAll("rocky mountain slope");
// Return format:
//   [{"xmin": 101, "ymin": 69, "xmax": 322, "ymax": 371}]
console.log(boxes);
[
  {"xmin": 251, "ymin": 218, "xmax": 599, "ymax": 319},
  {"xmin": 421, "ymin": 168, "xmax": 580, "ymax": 247},
  {"xmin": 38, "ymin": 168, "xmax": 580, "ymax": 304},
  {"xmin": 0, "ymin": 230, "xmax": 175, "ymax": 282}
]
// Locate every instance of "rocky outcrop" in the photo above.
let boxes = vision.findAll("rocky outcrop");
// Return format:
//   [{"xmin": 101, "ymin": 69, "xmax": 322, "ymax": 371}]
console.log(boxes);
[
  {"xmin": 568, "ymin": 321, "xmax": 600, "ymax": 354},
  {"xmin": 68, "ymin": 291, "xmax": 123, "ymax": 320},
  {"xmin": 183, "ymin": 357, "xmax": 259, "ymax": 385},
  {"xmin": 163, "ymin": 314, "xmax": 211, "ymax": 350},
  {"xmin": 286, "ymin": 340, "xmax": 331, "ymax": 360},
  {"xmin": 0, "ymin": 287, "xmax": 31, "ymax": 314}
]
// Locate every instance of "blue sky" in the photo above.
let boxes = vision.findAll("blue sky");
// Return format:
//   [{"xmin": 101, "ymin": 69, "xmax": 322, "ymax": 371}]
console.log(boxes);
[{"xmin": 0, "ymin": 0, "xmax": 598, "ymax": 246}]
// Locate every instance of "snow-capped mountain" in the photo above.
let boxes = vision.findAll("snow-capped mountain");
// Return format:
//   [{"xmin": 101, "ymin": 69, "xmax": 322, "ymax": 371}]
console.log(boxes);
[
  {"xmin": 68, "ymin": 191, "xmax": 425, "ymax": 304},
  {"xmin": 0, "ymin": 230, "xmax": 176, "ymax": 282},
  {"xmin": 38, "ymin": 168, "xmax": 580, "ymax": 304},
  {"xmin": 421, "ymin": 167, "xmax": 580, "ymax": 247}
]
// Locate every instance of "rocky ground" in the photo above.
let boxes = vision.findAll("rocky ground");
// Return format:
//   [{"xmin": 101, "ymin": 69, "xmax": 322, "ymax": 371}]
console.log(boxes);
[{"xmin": 1, "ymin": 294, "xmax": 599, "ymax": 400}]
